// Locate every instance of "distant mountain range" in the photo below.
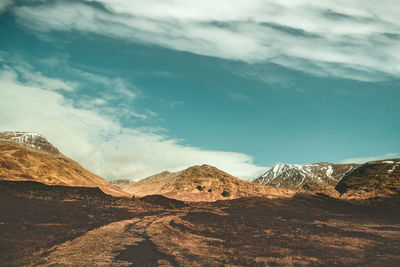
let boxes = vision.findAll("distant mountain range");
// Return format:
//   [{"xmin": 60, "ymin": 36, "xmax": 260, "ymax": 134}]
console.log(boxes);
[
  {"xmin": 0, "ymin": 131, "xmax": 127, "ymax": 197},
  {"xmin": 119, "ymin": 164, "xmax": 293, "ymax": 201},
  {"xmin": 1, "ymin": 131, "xmax": 399, "ymax": 201},
  {"xmin": 253, "ymin": 160, "xmax": 400, "ymax": 198},
  {"xmin": 252, "ymin": 162, "xmax": 359, "ymax": 195}
]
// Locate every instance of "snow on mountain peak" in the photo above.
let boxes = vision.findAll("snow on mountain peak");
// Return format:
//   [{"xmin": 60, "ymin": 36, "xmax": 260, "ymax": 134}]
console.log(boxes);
[
  {"xmin": 253, "ymin": 162, "xmax": 359, "ymax": 191},
  {"xmin": 326, "ymin": 165, "xmax": 333, "ymax": 178},
  {"xmin": 0, "ymin": 131, "xmax": 60, "ymax": 154}
]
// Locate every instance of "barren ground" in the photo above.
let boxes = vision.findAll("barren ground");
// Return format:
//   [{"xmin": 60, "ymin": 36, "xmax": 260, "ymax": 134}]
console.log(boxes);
[{"xmin": 1, "ymin": 181, "xmax": 399, "ymax": 266}]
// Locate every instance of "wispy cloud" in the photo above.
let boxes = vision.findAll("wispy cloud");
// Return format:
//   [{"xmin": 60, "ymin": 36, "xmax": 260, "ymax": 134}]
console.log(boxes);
[
  {"xmin": 0, "ymin": 0, "xmax": 12, "ymax": 13},
  {"xmin": 0, "ymin": 58, "xmax": 267, "ymax": 180},
  {"xmin": 2, "ymin": 54, "xmax": 150, "ymax": 121},
  {"xmin": 1, "ymin": 56, "xmax": 76, "ymax": 92},
  {"xmin": 226, "ymin": 92, "xmax": 250, "ymax": 102},
  {"xmin": 169, "ymin": 100, "xmax": 184, "ymax": 108},
  {"xmin": 8, "ymin": 0, "xmax": 400, "ymax": 81},
  {"xmin": 340, "ymin": 153, "xmax": 399, "ymax": 164}
]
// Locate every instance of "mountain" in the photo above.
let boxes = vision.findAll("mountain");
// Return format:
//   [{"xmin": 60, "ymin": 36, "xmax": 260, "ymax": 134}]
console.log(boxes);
[
  {"xmin": 253, "ymin": 162, "xmax": 359, "ymax": 195},
  {"xmin": 335, "ymin": 159, "xmax": 400, "ymax": 198},
  {"xmin": 0, "ymin": 131, "xmax": 60, "ymax": 154},
  {"xmin": 0, "ymin": 131, "xmax": 128, "ymax": 197},
  {"xmin": 119, "ymin": 164, "xmax": 293, "ymax": 201},
  {"xmin": 111, "ymin": 179, "xmax": 132, "ymax": 186}
]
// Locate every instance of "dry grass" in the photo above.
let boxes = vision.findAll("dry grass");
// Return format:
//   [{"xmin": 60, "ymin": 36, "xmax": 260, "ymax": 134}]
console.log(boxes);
[
  {"xmin": 1, "ymin": 181, "xmax": 399, "ymax": 266},
  {"xmin": 0, "ymin": 141, "xmax": 128, "ymax": 197}
]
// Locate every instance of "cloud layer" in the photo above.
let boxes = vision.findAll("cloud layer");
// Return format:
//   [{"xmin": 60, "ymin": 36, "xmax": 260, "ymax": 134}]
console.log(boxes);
[
  {"xmin": 0, "ymin": 61, "xmax": 267, "ymax": 180},
  {"xmin": 8, "ymin": 0, "xmax": 400, "ymax": 81}
]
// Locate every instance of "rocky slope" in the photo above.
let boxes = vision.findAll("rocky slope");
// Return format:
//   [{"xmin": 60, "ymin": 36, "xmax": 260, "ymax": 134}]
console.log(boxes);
[
  {"xmin": 120, "ymin": 164, "xmax": 293, "ymax": 201},
  {"xmin": 253, "ymin": 162, "xmax": 359, "ymax": 195},
  {"xmin": 335, "ymin": 159, "xmax": 400, "ymax": 198},
  {"xmin": 0, "ymin": 131, "xmax": 128, "ymax": 197}
]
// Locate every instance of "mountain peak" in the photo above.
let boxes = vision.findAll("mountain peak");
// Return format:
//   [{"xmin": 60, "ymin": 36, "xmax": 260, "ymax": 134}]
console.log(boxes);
[
  {"xmin": 0, "ymin": 131, "xmax": 60, "ymax": 155},
  {"xmin": 175, "ymin": 164, "xmax": 233, "ymax": 180},
  {"xmin": 254, "ymin": 162, "xmax": 359, "ymax": 194},
  {"xmin": 119, "ymin": 164, "xmax": 293, "ymax": 201},
  {"xmin": 0, "ymin": 131, "xmax": 127, "ymax": 197}
]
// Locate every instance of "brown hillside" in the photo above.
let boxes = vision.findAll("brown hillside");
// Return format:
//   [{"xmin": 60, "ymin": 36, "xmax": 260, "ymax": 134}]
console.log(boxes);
[
  {"xmin": 120, "ymin": 164, "xmax": 294, "ymax": 201},
  {"xmin": 0, "ymin": 132, "xmax": 128, "ymax": 197},
  {"xmin": 335, "ymin": 159, "xmax": 400, "ymax": 198}
]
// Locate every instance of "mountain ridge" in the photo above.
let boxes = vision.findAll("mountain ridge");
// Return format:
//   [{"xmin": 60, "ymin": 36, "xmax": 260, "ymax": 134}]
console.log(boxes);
[
  {"xmin": 120, "ymin": 164, "xmax": 294, "ymax": 201},
  {"xmin": 0, "ymin": 131, "xmax": 128, "ymax": 197},
  {"xmin": 253, "ymin": 162, "xmax": 359, "ymax": 195},
  {"xmin": 336, "ymin": 159, "xmax": 400, "ymax": 198},
  {"xmin": 0, "ymin": 131, "xmax": 60, "ymax": 155}
]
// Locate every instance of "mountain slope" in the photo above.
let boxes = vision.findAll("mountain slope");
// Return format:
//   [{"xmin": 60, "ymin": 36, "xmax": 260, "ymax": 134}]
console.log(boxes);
[
  {"xmin": 0, "ymin": 131, "xmax": 128, "ymax": 197},
  {"xmin": 120, "ymin": 164, "xmax": 293, "ymax": 201},
  {"xmin": 335, "ymin": 159, "xmax": 400, "ymax": 198},
  {"xmin": 253, "ymin": 162, "xmax": 359, "ymax": 195}
]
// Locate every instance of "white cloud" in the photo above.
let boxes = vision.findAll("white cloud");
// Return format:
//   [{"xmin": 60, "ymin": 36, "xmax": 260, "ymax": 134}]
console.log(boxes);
[
  {"xmin": 26, "ymin": 55, "xmax": 152, "ymax": 121},
  {"xmin": 72, "ymin": 70, "xmax": 137, "ymax": 100},
  {"xmin": 0, "ymin": 0, "xmax": 12, "ymax": 13},
  {"xmin": 1, "ymin": 56, "xmax": 76, "ymax": 92},
  {"xmin": 340, "ymin": 153, "xmax": 399, "ymax": 164},
  {"xmin": 0, "ymin": 64, "xmax": 267, "ymax": 180},
  {"xmin": 11, "ymin": 0, "xmax": 400, "ymax": 81}
]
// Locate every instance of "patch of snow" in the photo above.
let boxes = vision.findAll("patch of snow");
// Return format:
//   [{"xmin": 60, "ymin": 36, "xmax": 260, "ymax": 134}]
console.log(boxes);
[
  {"xmin": 297, "ymin": 174, "xmax": 306, "ymax": 187},
  {"xmin": 337, "ymin": 166, "xmax": 355, "ymax": 182},
  {"xmin": 388, "ymin": 165, "xmax": 396, "ymax": 173},
  {"xmin": 383, "ymin": 161, "xmax": 394, "ymax": 164},
  {"xmin": 326, "ymin": 165, "xmax": 333, "ymax": 178},
  {"xmin": 272, "ymin": 163, "xmax": 287, "ymax": 177},
  {"xmin": 0, "ymin": 131, "xmax": 50, "ymax": 152}
]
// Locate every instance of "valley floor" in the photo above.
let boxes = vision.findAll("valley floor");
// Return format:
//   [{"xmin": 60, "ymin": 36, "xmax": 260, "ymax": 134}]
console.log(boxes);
[{"xmin": 1, "ymin": 181, "xmax": 399, "ymax": 266}]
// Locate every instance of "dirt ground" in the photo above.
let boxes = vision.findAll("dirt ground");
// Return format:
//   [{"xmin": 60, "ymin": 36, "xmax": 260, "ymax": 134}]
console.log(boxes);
[{"xmin": 0, "ymin": 181, "xmax": 399, "ymax": 266}]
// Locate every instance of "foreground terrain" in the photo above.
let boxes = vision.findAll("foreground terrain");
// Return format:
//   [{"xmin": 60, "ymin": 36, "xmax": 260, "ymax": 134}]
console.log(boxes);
[{"xmin": 1, "ymin": 181, "xmax": 399, "ymax": 266}]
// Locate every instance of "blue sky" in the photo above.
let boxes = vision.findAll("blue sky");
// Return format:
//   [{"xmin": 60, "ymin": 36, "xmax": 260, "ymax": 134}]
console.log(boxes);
[{"xmin": 0, "ymin": 0, "xmax": 399, "ymax": 180}]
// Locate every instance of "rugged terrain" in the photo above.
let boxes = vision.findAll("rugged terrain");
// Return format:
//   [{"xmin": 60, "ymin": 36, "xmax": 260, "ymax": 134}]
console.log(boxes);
[
  {"xmin": 1, "ymin": 131, "xmax": 399, "ymax": 266},
  {"xmin": 336, "ymin": 159, "xmax": 400, "ymax": 198},
  {"xmin": 1, "ymin": 180, "xmax": 399, "ymax": 266},
  {"xmin": 253, "ymin": 162, "xmax": 359, "ymax": 195},
  {"xmin": 120, "ymin": 164, "xmax": 293, "ymax": 201},
  {"xmin": 0, "ymin": 131, "xmax": 127, "ymax": 196}
]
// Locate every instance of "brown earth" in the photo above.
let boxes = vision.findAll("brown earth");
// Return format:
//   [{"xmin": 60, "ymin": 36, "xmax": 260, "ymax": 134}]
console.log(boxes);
[
  {"xmin": 120, "ymin": 164, "xmax": 294, "ymax": 201},
  {"xmin": 0, "ymin": 181, "xmax": 156, "ymax": 266},
  {"xmin": 336, "ymin": 159, "xmax": 400, "ymax": 198},
  {"xmin": 1, "ymin": 180, "xmax": 399, "ymax": 266},
  {"xmin": 0, "ymin": 134, "xmax": 128, "ymax": 197}
]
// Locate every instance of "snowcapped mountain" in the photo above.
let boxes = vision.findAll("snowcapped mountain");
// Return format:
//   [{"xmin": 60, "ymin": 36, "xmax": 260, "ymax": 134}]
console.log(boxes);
[
  {"xmin": 253, "ymin": 162, "xmax": 359, "ymax": 193},
  {"xmin": 0, "ymin": 131, "xmax": 127, "ymax": 197},
  {"xmin": 0, "ymin": 131, "xmax": 60, "ymax": 154}
]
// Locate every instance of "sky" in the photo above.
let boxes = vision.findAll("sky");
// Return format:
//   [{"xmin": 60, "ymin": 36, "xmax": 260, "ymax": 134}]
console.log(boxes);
[{"xmin": 0, "ymin": 0, "xmax": 399, "ymax": 181}]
